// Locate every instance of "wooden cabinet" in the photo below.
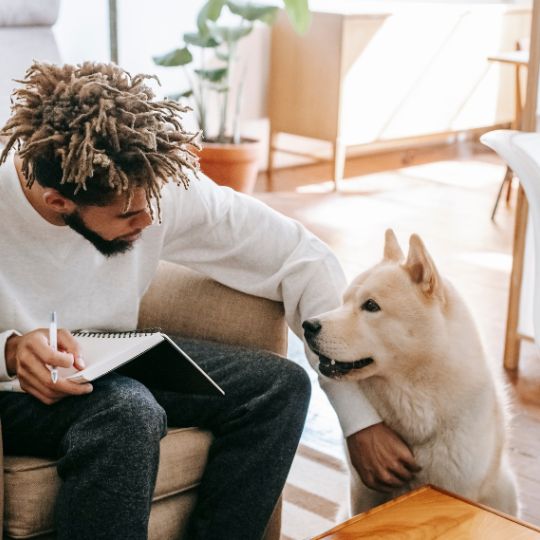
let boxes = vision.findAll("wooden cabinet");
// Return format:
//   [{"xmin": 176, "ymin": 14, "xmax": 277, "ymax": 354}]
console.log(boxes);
[{"xmin": 268, "ymin": 2, "xmax": 531, "ymax": 188}]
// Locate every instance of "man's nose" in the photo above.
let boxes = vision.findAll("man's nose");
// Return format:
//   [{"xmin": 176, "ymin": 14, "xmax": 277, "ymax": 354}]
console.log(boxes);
[
  {"xmin": 302, "ymin": 319, "xmax": 322, "ymax": 338},
  {"xmin": 134, "ymin": 210, "xmax": 153, "ymax": 229}
]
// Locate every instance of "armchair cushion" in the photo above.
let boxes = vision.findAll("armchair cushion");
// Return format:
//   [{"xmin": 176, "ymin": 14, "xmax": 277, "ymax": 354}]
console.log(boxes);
[{"xmin": 3, "ymin": 428, "xmax": 212, "ymax": 539}]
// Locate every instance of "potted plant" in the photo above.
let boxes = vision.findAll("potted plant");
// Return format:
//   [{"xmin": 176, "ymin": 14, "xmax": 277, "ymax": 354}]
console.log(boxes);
[{"xmin": 153, "ymin": 0, "xmax": 310, "ymax": 193}]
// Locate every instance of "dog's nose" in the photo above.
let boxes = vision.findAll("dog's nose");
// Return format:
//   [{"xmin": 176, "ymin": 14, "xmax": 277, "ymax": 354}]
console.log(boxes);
[{"xmin": 302, "ymin": 319, "xmax": 322, "ymax": 337}]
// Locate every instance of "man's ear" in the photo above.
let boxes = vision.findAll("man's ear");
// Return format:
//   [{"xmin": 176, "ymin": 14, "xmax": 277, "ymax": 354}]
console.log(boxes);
[
  {"xmin": 403, "ymin": 234, "xmax": 444, "ymax": 300},
  {"xmin": 42, "ymin": 189, "xmax": 76, "ymax": 215},
  {"xmin": 383, "ymin": 229, "xmax": 404, "ymax": 262}
]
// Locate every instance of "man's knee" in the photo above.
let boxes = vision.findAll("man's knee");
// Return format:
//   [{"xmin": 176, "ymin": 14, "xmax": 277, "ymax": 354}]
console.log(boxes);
[
  {"xmin": 276, "ymin": 359, "xmax": 312, "ymax": 402},
  {"xmin": 57, "ymin": 376, "xmax": 167, "ymax": 482},
  {"xmin": 105, "ymin": 377, "xmax": 167, "ymax": 440},
  {"xmin": 254, "ymin": 357, "xmax": 312, "ymax": 443},
  {"xmin": 79, "ymin": 375, "xmax": 167, "ymax": 443},
  {"xmin": 257, "ymin": 355, "xmax": 312, "ymax": 414}
]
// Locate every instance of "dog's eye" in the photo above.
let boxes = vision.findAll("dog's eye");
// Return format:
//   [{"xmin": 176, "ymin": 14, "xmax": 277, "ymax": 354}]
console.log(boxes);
[{"xmin": 361, "ymin": 299, "xmax": 381, "ymax": 312}]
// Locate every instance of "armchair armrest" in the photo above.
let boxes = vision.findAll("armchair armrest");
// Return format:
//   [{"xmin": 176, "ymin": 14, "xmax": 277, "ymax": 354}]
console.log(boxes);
[{"xmin": 138, "ymin": 262, "xmax": 288, "ymax": 356}]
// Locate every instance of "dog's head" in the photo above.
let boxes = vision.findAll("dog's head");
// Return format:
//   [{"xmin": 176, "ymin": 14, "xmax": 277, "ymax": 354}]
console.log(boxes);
[{"xmin": 303, "ymin": 230, "xmax": 447, "ymax": 381}]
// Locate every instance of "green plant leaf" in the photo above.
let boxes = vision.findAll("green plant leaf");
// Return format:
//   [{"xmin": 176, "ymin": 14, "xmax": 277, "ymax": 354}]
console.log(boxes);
[
  {"xmin": 197, "ymin": 0, "xmax": 227, "ymax": 37},
  {"xmin": 152, "ymin": 47, "xmax": 193, "ymax": 67},
  {"xmin": 194, "ymin": 67, "xmax": 228, "ymax": 83},
  {"xmin": 167, "ymin": 90, "xmax": 193, "ymax": 101},
  {"xmin": 211, "ymin": 25, "xmax": 253, "ymax": 43},
  {"xmin": 226, "ymin": 1, "xmax": 278, "ymax": 24},
  {"xmin": 284, "ymin": 0, "xmax": 311, "ymax": 34},
  {"xmin": 183, "ymin": 32, "xmax": 220, "ymax": 48},
  {"xmin": 215, "ymin": 50, "xmax": 230, "ymax": 61},
  {"xmin": 206, "ymin": 0, "xmax": 227, "ymax": 20},
  {"xmin": 208, "ymin": 84, "xmax": 229, "ymax": 93}
]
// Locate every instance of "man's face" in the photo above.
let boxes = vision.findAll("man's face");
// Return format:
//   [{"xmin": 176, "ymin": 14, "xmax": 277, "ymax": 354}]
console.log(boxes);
[{"xmin": 63, "ymin": 188, "xmax": 154, "ymax": 257}]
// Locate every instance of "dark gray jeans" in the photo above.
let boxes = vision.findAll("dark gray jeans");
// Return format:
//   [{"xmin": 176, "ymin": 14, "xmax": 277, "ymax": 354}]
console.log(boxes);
[{"xmin": 0, "ymin": 337, "xmax": 311, "ymax": 540}]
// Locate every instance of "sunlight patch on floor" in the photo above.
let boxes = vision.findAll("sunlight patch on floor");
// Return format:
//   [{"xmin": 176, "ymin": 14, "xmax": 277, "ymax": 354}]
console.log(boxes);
[
  {"xmin": 400, "ymin": 159, "xmax": 505, "ymax": 188},
  {"xmin": 293, "ymin": 158, "xmax": 505, "ymax": 196},
  {"xmin": 296, "ymin": 180, "xmax": 337, "ymax": 194}
]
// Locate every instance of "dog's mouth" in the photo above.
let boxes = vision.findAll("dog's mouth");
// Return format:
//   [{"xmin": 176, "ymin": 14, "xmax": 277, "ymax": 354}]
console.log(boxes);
[{"xmin": 318, "ymin": 354, "xmax": 374, "ymax": 377}]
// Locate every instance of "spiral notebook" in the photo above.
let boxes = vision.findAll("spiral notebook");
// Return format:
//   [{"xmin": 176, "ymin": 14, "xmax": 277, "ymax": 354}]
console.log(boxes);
[{"xmin": 55, "ymin": 330, "xmax": 225, "ymax": 396}]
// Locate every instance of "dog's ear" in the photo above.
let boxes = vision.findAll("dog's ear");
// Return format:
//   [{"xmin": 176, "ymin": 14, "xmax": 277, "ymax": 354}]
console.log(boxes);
[
  {"xmin": 403, "ymin": 234, "xmax": 444, "ymax": 299},
  {"xmin": 383, "ymin": 229, "xmax": 405, "ymax": 262}
]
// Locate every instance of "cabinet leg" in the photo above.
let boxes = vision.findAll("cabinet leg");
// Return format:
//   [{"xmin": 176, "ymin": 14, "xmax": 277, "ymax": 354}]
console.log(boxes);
[
  {"xmin": 267, "ymin": 131, "xmax": 276, "ymax": 192},
  {"xmin": 332, "ymin": 141, "xmax": 346, "ymax": 192}
]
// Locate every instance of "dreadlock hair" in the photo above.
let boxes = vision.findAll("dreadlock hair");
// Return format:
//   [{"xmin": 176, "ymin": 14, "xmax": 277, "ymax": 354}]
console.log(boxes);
[{"xmin": 0, "ymin": 61, "xmax": 201, "ymax": 218}]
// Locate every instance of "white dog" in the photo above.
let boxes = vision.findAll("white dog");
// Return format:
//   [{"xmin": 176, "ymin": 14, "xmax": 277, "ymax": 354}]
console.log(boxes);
[{"xmin": 303, "ymin": 230, "xmax": 518, "ymax": 516}]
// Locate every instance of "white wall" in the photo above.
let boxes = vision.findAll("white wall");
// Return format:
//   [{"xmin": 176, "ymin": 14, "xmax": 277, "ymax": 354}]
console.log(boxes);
[
  {"xmin": 53, "ymin": 0, "xmax": 109, "ymax": 63},
  {"xmin": 53, "ymin": 0, "xmax": 271, "ymax": 140}
]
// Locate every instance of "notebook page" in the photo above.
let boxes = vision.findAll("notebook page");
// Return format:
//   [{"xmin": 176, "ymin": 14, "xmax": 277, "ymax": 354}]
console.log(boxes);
[{"xmin": 57, "ymin": 332, "xmax": 163, "ymax": 381}]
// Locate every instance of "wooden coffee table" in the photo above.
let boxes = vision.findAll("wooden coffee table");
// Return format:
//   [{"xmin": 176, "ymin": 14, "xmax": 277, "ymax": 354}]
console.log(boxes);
[{"xmin": 311, "ymin": 485, "xmax": 540, "ymax": 539}]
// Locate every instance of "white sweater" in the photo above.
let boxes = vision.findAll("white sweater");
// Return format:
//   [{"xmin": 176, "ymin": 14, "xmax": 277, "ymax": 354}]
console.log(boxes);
[{"xmin": 0, "ymin": 154, "xmax": 381, "ymax": 436}]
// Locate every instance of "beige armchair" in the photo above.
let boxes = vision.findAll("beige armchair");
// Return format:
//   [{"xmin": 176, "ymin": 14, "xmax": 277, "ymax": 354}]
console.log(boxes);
[{"xmin": 1, "ymin": 262, "xmax": 288, "ymax": 539}]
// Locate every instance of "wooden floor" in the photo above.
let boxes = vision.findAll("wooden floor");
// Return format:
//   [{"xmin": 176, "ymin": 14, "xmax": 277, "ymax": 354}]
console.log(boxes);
[{"xmin": 254, "ymin": 141, "xmax": 540, "ymax": 530}]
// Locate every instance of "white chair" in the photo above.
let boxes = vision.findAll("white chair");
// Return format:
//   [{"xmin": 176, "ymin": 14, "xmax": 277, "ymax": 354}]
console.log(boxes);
[
  {"xmin": 0, "ymin": 0, "xmax": 61, "ymax": 127},
  {"xmin": 480, "ymin": 129, "xmax": 540, "ymax": 342}
]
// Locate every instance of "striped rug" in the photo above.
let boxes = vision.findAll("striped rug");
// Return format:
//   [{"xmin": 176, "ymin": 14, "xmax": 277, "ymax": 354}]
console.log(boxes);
[
  {"xmin": 282, "ymin": 443, "xmax": 349, "ymax": 540},
  {"xmin": 282, "ymin": 330, "xmax": 351, "ymax": 539}
]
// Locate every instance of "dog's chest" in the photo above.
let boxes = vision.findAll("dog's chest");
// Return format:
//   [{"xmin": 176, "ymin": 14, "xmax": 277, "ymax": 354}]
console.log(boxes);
[{"xmin": 359, "ymin": 379, "xmax": 439, "ymax": 445}]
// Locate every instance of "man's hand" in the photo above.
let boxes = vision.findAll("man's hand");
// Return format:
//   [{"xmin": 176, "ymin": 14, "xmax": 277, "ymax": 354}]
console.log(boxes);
[
  {"xmin": 347, "ymin": 422, "xmax": 421, "ymax": 493},
  {"xmin": 5, "ymin": 329, "xmax": 93, "ymax": 405}
]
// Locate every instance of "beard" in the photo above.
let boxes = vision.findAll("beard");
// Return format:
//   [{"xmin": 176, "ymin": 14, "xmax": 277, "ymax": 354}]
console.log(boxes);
[{"xmin": 63, "ymin": 210, "xmax": 135, "ymax": 257}]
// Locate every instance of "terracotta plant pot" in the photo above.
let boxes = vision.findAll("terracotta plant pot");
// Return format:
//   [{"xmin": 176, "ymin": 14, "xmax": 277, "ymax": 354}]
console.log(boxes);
[{"xmin": 196, "ymin": 138, "xmax": 260, "ymax": 193}]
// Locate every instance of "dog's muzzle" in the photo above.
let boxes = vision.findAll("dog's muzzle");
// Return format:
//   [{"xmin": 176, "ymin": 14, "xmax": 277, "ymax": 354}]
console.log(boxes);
[{"xmin": 318, "ymin": 354, "xmax": 374, "ymax": 377}]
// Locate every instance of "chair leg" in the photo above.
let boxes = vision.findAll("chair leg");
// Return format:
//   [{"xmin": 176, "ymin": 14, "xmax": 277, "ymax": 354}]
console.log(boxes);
[
  {"xmin": 491, "ymin": 166, "xmax": 513, "ymax": 221},
  {"xmin": 504, "ymin": 171, "xmax": 514, "ymax": 204}
]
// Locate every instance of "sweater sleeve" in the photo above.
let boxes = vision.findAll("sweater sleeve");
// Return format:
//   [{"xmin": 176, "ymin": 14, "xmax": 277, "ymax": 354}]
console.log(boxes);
[
  {"xmin": 160, "ymin": 174, "xmax": 382, "ymax": 435},
  {"xmin": 0, "ymin": 330, "xmax": 19, "ymax": 381}
]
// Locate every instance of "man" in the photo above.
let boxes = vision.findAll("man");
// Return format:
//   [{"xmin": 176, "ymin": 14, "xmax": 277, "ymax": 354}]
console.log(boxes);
[{"xmin": 0, "ymin": 61, "xmax": 418, "ymax": 539}]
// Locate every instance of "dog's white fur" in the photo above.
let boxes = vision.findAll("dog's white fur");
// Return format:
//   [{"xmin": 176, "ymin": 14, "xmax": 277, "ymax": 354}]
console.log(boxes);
[{"xmin": 306, "ymin": 230, "xmax": 518, "ymax": 515}]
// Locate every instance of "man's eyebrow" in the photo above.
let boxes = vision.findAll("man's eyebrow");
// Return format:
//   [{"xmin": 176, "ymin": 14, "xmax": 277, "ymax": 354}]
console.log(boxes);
[{"xmin": 117, "ymin": 209, "xmax": 145, "ymax": 218}]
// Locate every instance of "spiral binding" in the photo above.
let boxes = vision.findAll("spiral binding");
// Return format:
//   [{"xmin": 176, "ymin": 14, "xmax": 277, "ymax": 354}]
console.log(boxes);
[{"xmin": 72, "ymin": 328, "xmax": 162, "ymax": 338}]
